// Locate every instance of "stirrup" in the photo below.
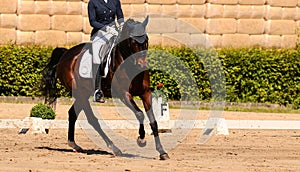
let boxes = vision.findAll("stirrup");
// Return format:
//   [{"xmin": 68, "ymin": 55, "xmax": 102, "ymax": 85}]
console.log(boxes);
[{"xmin": 93, "ymin": 89, "xmax": 105, "ymax": 103}]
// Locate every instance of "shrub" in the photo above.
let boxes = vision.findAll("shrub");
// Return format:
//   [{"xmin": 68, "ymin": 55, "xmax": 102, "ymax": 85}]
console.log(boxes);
[
  {"xmin": 0, "ymin": 44, "xmax": 68, "ymax": 97},
  {"xmin": 30, "ymin": 103, "xmax": 56, "ymax": 119},
  {"xmin": 1, "ymin": 45, "xmax": 300, "ymax": 109},
  {"xmin": 218, "ymin": 48, "xmax": 300, "ymax": 107},
  {"xmin": 148, "ymin": 46, "xmax": 300, "ymax": 108},
  {"xmin": 292, "ymin": 97, "xmax": 300, "ymax": 109}
]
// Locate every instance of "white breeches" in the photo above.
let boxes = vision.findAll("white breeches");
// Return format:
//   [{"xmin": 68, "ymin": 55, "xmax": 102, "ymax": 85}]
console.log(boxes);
[{"xmin": 91, "ymin": 29, "xmax": 114, "ymax": 64}]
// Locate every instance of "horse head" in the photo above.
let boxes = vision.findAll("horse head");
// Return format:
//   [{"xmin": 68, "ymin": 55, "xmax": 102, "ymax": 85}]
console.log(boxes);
[{"xmin": 119, "ymin": 16, "xmax": 149, "ymax": 69}]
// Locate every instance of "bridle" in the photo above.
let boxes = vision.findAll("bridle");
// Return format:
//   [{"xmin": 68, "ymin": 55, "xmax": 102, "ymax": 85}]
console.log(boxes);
[{"xmin": 117, "ymin": 25, "xmax": 148, "ymax": 62}]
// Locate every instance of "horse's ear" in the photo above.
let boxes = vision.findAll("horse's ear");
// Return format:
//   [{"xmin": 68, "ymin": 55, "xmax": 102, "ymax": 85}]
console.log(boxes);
[{"xmin": 142, "ymin": 15, "xmax": 149, "ymax": 27}]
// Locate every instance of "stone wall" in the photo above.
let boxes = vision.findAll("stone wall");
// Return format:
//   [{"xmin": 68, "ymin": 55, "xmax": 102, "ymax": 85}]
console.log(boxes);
[{"xmin": 0, "ymin": 0, "xmax": 300, "ymax": 48}]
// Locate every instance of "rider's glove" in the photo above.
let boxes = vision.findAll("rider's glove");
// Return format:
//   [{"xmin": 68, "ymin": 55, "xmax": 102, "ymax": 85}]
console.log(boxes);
[
  {"xmin": 119, "ymin": 22, "xmax": 124, "ymax": 32},
  {"xmin": 106, "ymin": 26, "xmax": 118, "ymax": 36}
]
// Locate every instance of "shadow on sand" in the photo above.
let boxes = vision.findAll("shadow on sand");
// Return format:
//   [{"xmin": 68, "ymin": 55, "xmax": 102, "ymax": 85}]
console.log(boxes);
[
  {"xmin": 35, "ymin": 146, "xmax": 154, "ymax": 159},
  {"xmin": 35, "ymin": 146, "xmax": 112, "ymax": 155}
]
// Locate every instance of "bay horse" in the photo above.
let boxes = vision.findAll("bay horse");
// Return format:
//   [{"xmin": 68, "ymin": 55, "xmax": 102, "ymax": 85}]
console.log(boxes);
[{"xmin": 41, "ymin": 16, "xmax": 170, "ymax": 160}]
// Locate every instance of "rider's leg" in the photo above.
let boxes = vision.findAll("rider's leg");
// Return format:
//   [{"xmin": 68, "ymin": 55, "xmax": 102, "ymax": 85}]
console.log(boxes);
[
  {"xmin": 93, "ymin": 65, "xmax": 105, "ymax": 103},
  {"xmin": 91, "ymin": 35, "xmax": 105, "ymax": 103}
]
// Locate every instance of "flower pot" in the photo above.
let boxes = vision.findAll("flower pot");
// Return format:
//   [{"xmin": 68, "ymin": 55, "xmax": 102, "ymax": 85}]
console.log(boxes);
[
  {"xmin": 151, "ymin": 97, "xmax": 171, "ymax": 133},
  {"xmin": 152, "ymin": 97, "xmax": 163, "ymax": 119},
  {"xmin": 18, "ymin": 117, "xmax": 53, "ymax": 134}
]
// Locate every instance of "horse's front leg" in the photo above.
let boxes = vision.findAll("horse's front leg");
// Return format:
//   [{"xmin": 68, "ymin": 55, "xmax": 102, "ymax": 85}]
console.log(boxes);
[
  {"xmin": 120, "ymin": 92, "xmax": 146, "ymax": 147},
  {"xmin": 141, "ymin": 91, "xmax": 170, "ymax": 160}
]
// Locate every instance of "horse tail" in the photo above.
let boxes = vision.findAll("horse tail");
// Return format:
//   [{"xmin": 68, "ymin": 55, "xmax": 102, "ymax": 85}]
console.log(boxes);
[{"xmin": 41, "ymin": 47, "xmax": 68, "ymax": 108}]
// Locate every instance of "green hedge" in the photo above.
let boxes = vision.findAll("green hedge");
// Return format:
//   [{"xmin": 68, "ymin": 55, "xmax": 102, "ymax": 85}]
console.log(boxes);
[
  {"xmin": 0, "ymin": 45, "xmax": 67, "ymax": 97},
  {"xmin": 0, "ymin": 45, "xmax": 52, "ymax": 96},
  {"xmin": 219, "ymin": 48, "xmax": 300, "ymax": 107},
  {"xmin": 148, "ymin": 47, "xmax": 300, "ymax": 108},
  {"xmin": 0, "ymin": 45, "xmax": 299, "ymax": 108}
]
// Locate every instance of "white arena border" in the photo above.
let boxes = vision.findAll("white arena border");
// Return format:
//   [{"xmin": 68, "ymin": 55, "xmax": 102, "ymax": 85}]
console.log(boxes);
[{"xmin": 1, "ymin": 119, "xmax": 300, "ymax": 130}]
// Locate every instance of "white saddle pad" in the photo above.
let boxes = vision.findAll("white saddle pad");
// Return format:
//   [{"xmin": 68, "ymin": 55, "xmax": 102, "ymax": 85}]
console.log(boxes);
[{"xmin": 79, "ymin": 50, "xmax": 93, "ymax": 78}]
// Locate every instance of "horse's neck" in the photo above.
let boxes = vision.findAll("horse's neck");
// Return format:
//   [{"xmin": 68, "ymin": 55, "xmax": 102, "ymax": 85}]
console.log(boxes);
[{"xmin": 110, "ymin": 46, "xmax": 124, "ymax": 73}]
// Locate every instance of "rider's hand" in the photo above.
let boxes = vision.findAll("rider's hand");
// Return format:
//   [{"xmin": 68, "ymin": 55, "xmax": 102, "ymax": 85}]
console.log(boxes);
[
  {"xmin": 106, "ymin": 26, "xmax": 118, "ymax": 36},
  {"xmin": 119, "ymin": 22, "xmax": 124, "ymax": 32}
]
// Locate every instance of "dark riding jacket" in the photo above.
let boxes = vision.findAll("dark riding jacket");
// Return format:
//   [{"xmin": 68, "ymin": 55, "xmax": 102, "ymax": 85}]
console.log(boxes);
[{"xmin": 88, "ymin": 0, "xmax": 124, "ymax": 37}]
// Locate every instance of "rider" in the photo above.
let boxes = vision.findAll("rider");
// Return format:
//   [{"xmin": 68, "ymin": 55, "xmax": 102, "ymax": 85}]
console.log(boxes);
[{"xmin": 88, "ymin": 0, "xmax": 124, "ymax": 103}]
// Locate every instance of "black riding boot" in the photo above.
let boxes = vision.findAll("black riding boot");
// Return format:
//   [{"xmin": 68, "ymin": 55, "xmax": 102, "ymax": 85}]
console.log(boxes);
[{"xmin": 93, "ymin": 65, "xmax": 105, "ymax": 103}]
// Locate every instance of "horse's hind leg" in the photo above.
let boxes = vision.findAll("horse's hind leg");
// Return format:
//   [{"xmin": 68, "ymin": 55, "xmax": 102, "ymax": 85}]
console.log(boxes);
[
  {"xmin": 67, "ymin": 104, "xmax": 83, "ymax": 152},
  {"xmin": 80, "ymin": 99, "xmax": 122, "ymax": 156}
]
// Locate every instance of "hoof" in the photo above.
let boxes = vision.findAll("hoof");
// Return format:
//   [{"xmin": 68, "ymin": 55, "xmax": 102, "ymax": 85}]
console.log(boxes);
[
  {"xmin": 137, "ymin": 136, "xmax": 147, "ymax": 147},
  {"xmin": 159, "ymin": 153, "xmax": 170, "ymax": 160},
  {"xmin": 68, "ymin": 141, "xmax": 83, "ymax": 153},
  {"xmin": 109, "ymin": 144, "xmax": 122, "ymax": 156}
]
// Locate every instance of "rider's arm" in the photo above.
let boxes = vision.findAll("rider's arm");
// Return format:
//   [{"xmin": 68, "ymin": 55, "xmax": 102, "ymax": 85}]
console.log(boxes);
[
  {"xmin": 88, "ymin": 1, "xmax": 105, "ymax": 29},
  {"xmin": 116, "ymin": 0, "xmax": 124, "ymax": 25}
]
